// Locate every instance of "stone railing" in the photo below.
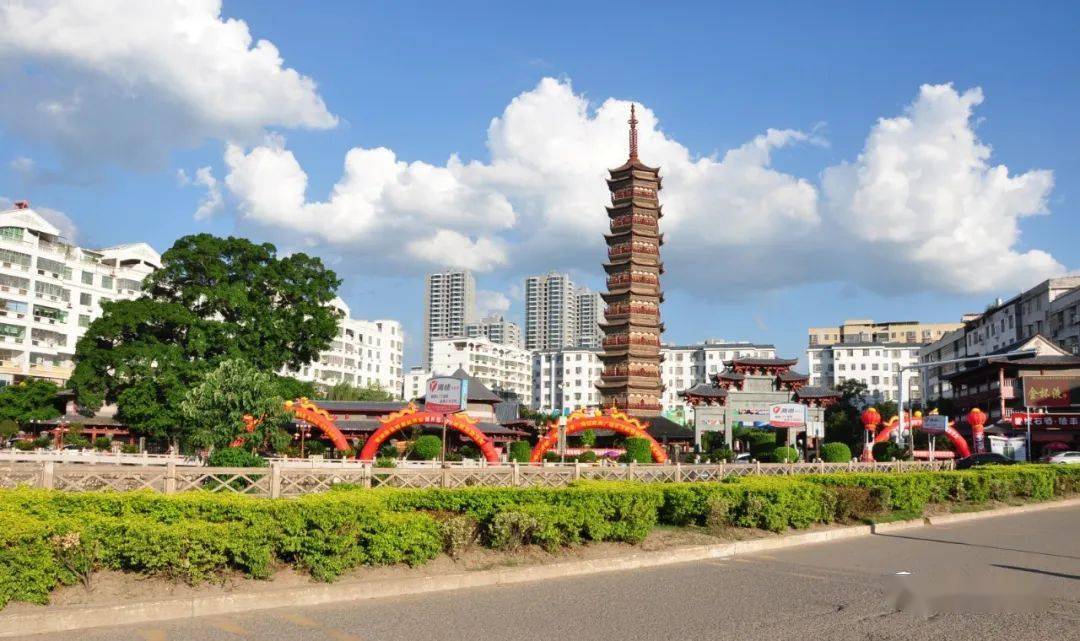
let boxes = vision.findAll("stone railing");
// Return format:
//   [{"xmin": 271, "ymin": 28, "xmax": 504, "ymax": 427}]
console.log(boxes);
[
  {"xmin": 0, "ymin": 450, "xmax": 202, "ymax": 466},
  {"xmin": 0, "ymin": 460, "xmax": 955, "ymax": 497}
]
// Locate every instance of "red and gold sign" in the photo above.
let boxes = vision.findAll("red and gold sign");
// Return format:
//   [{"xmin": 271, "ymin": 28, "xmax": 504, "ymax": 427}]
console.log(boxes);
[{"xmin": 1022, "ymin": 377, "xmax": 1080, "ymax": 408}]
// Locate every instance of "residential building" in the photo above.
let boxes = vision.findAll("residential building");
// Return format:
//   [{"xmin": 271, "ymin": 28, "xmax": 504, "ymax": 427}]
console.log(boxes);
[
  {"xmin": 575, "ymin": 288, "xmax": 604, "ymax": 349},
  {"xmin": 531, "ymin": 348, "xmax": 603, "ymax": 413},
  {"xmin": 285, "ymin": 298, "xmax": 404, "ymax": 396},
  {"xmin": 918, "ymin": 326, "xmax": 968, "ymax": 401},
  {"xmin": 464, "ymin": 314, "xmax": 522, "ymax": 348},
  {"xmin": 807, "ymin": 318, "xmax": 965, "ymax": 404},
  {"xmin": 661, "ymin": 340, "xmax": 777, "ymax": 417},
  {"xmin": 430, "ymin": 336, "xmax": 531, "ymax": 405},
  {"xmin": 402, "ymin": 366, "xmax": 432, "ymax": 401},
  {"xmin": 0, "ymin": 202, "xmax": 160, "ymax": 385},
  {"xmin": 422, "ymin": 269, "xmax": 476, "ymax": 369},
  {"xmin": 524, "ymin": 272, "xmax": 578, "ymax": 351},
  {"xmin": 1049, "ymin": 285, "xmax": 1080, "ymax": 355}
]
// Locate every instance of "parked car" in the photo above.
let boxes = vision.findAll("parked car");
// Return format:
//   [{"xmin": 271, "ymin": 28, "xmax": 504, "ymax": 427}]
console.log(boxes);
[
  {"xmin": 954, "ymin": 452, "xmax": 1016, "ymax": 470},
  {"xmin": 1045, "ymin": 451, "xmax": 1080, "ymax": 464}
]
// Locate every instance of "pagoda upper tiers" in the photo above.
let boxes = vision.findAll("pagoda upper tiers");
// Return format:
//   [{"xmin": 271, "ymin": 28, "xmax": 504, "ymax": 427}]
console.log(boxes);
[{"xmin": 597, "ymin": 105, "xmax": 664, "ymax": 416}]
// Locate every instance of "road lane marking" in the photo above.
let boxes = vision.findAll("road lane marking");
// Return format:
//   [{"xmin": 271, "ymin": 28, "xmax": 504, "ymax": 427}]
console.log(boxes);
[
  {"xmin": 206, "ymin": 618, "xmax": 250, "ymax": 636},
  {"xmin": 276, "ymin": 612, "xmax": 320, "ymax": 628},
  {"xmin": 325, "ymin": 630, "xmax": 365, "ymax": 641}
]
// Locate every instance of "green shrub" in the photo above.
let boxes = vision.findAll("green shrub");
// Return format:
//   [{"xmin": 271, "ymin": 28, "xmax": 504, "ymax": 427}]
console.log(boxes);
[
  {"xmin": 33, "ymin": 435, "xmax": 52, "ymax": 449},
  {"xmin": 14, "ymin": 440, "xmax": 34, "ymax": 451},
  {"xmin": 64, "ymin": 435, "xmax": 90, "ymax": 449},
  {"xmin": 207, "ymin": 447, "xmax": 267, "ymax": 468},
  {"xmin": 377, "ymin": 443, "xmax": 399, "ymax": 459},
  {"xmin": 772, "ymin": 446, "xmax": 800, "ymax": 463},
  {"xmin": 508, "ymin": 441, "xmax": 532, "ymax": 463},
  {"xmin": 577, "ymin": 450, "xmax": 598, "ymax": 463},
  {"xmin": 93, "ymin": 437, "xmax": 112, "ymax": 451},
  {"xmin": 410, "ymin": 435, "xmax": 442, "ymax": 461},
  {"xmin": 819, "ymin": 442, "xmax": 852, "ymax": 462},
  {"xmin": 120, "ymin": 443, "xmax": 139, "ymax": 454},
  {"xmin": 458, "ymin": 444, "xmax": 480, "ymax": 460},
  {"xmin": 439, "ymin": 515, "xmax": 479, "ymax": 559},
  {"xmin": 872, "ymin": 441, "xmax": 902, "ymax": 462},
  {"xmin": 621, "ymin": 438, "xmax": 653, "ymax": 464},
  {"xmin": 374, "ymin": 457, "xmax": 396, "ymax": 468},
  {"xmin": 487, "ymin": 511, "xmax": 539, "ymax": 550},
  {"xmin": 543, "ymin": 451, "xmax": 561, "ymax": 462},
  {"xmin": 708, "ymin": 447, "xmax": 734, "ymax": 463}
]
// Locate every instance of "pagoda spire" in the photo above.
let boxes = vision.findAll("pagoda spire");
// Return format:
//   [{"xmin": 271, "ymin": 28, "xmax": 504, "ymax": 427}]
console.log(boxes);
[{"xmin": 628, "ymin": 104, "xmax": 639, "ymax": 161}]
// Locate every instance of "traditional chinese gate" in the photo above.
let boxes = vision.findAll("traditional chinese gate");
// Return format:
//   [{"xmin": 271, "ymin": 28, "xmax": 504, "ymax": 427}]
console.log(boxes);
[
  {"xmin": 357, "ymin": 403, "xmax": 500, "ymax": 463},
  {"xmin": 530, "ymin": 408, "xmax": 668, "ymax": 463}
]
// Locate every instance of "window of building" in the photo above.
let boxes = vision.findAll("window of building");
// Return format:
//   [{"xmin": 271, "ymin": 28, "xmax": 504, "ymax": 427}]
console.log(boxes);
[{"xmin": 79, "ymin": 292, "xmax": 91, "ymax": 307}]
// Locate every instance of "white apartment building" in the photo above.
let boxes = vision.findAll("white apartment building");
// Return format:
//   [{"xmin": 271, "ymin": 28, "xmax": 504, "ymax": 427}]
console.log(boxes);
[
  {"xmin": 531, "ymin": 348, "xmax": 603, "ymax": 413},
  {"xmin": 661, "ymin": 340, "xmax": 777, "ymax": 416},
  {"xmin": 524, "ymin": 272, "xmax": 577, "ymax": 351},
  {"xmin": 531, "ymin": 340, "xmax": 776, "ymax": 416},
  {"xmin": 423, "ymin": 270, "xmax": 476, "ymax": 368},
  {"xmin": 285, "ymin": 298, "xmax": 404, "ymax": 396},
  {"xmin": 0, "ymin": 203, "xmax": 160, "ymax": 385},
  {"xmin": 809, "ymin": 343, "xmax": 923, "ymax": 404},
  {"xmin": 430, "ymin": 336, "xmax": 531, "ymax": 405},
  {"xmin": 919, "ymin": 277, "xmax": 1080, "ymax": 403},
  {"xmin": 465, "ymin": 314, "xmax": 522, "ymax": 348},
  {"xmin": 402, "ymin": 366, "xmax": 432, "ymax": 401},
  {"xmin": 576, "ymin": 289, "xmax": 604, "ymax": 349}
]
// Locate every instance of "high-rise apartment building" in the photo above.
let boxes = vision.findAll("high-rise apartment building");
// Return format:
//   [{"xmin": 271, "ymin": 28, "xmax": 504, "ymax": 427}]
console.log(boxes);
[
  {"xmin": 423, "ymin": 269, "xmax": 476, "ymax": 368},
  {"xmin": 576, "ymin": 288, "xmax": 604, "ymax": 349},
  {"xmin": 524, "ymin": 272, "xmax": 577, "ymax": 351},
  {"xmin": 284, "ymin": 298, "xmax": 404, "ymax": 396},
  {"xmin": 465, "ymin": 314, "xmax": 522, "ymax": 348},
  {"xmin": 0, "ymin": 203, "xmax": 160, "ymax": 385}
]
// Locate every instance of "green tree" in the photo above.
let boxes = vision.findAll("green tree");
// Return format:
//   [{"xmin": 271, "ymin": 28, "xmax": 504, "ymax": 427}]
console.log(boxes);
[
  {"xmin": 322, "ymin": 381, "xmax": 395, "ymax": 402},
  {"xmin": 0, "ymin": 380, "xmax": 63, "ymax": 423},
  {"xmin": 71, "ymin": 234, "xmax": 340, "ymax": 443},
  {"xmin": 410, "ymin": 434, "xmax": 442, "ymax": 461},
  {"xmin": 180, "ymin": 360, "xmax": 291, "ymax": 452},
  {"xmin": 824, "ymin": 379, "xmax": 870, "ymax": 449},
  {"xmin": 508, "ymin": 440, "xmax": 532, "ymax": 463},
  {"xmin": 274, "ymin": 376, "xmax": 318, "ymax": 401},
  {"xmin": 621, "ymin": 437, "xmax": 653, "ymax": 464},
  {"xmin": 0, "ymin": 418, "xmax": 20, "ymax": 439},
  {"xmin": 579, "ymin": 429, "xmax": 596, "ymax": 447}
]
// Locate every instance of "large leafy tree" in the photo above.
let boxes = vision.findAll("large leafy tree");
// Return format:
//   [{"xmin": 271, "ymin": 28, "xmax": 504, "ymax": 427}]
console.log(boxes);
[
  {"xmin": 71, "ymin": 234, "xmax": 341, "ymax": 443},
  {"xmin": 824, "ymin": 379, "xmax": 869, "ymax": 448},
  {"xmin": 0, "ymin": 380, "xmax": 63, "ymax": 423},
  {"xmin": 180, "ymin": 360, "xmax": 291, "ymax": 452},
  {"xmin": 321, "ymin": 381, "xmax": 395, "ymax": 402}
]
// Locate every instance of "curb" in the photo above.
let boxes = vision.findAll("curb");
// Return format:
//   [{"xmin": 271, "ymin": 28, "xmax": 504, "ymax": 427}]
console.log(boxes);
[{"xmin": 3, "ymin": 497, "xmax": 1078, "ymax": 638}]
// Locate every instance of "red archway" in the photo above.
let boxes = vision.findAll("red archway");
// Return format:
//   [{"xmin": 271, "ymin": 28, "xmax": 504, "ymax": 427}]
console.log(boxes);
[
  {"xmin": 358, "ymin": 403, "xmax": 500, "ymax": 463},
  {"xmin": 873, "ymin": 414, "xmax": 971, "ymax": 459},
  {"xmin": 530, "ymin": 408, "xmax": 668, "ymax": 463},
  {"xmin": 235, "ymin": 398, "xmax": 351, "ymax": 451}
]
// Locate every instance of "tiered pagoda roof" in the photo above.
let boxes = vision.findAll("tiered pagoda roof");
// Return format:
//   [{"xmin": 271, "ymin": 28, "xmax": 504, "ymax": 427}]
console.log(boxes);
[{"xmin": 596, "ymin": 105, "xmax": 665, "ymax": 417}]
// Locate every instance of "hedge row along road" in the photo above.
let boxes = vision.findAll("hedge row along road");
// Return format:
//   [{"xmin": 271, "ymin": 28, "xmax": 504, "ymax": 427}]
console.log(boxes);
[{"xmin": 1, "ymin": 465, "xmax": 1077, "ymax": 609}]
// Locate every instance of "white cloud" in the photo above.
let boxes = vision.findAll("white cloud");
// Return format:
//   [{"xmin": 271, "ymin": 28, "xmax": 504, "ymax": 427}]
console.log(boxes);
[
  {"xmin": 0, "ymin": 0, "xmax": 336, "ymax": 169},
  {"xmin": 822, "ymin": 83, "xmax": 1063, "ymax": 293},
  {"xmin": 476, "ymin": 290, "xmax": 511, "ymax": 318},
  {"xmin": 219, "ymin": 78, "xmax": 1065, "ymax": 296},
  {"xmin": 178, "ymin": 166, "xmax": 223, "ymax": 220}
]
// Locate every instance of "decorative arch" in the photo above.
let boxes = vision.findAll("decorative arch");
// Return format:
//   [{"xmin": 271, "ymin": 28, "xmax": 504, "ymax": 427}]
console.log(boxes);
[
  {"xmin": 530, "ymin": 408, "xmax": 668, "ymax": 463},
  {"xmin": 235, "ymin": 398, "xmax": 351, "ymax": 452},
  {"xmin": 358, "ymin": 403, "xmax": 499, "ymax": 463},
  {"xmin": 873, "ymin": 414, "xmax": 971, "ymax": 459}
]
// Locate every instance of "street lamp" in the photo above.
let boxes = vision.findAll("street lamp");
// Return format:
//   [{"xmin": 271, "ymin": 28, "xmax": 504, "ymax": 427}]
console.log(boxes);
[{"xmin": 295, "ymin": 422, "xmax": 312, "ymax": 458}]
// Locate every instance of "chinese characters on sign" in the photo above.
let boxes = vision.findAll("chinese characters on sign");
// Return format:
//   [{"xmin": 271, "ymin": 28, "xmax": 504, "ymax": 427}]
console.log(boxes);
[
  {"xmin": 426, "ymin": 377, "xmax": 468, "ymax": 414},
  {"xmin": 1022, "ymin": 376, "xmax": 1080, "ymax": 408},
  {"xmin": 1010, "ymin": 413, "xmax": 1080, "ymax": 428},
  {"xmin": 768, "ymin": 403, "xmax": 806, "ymax": 428}
]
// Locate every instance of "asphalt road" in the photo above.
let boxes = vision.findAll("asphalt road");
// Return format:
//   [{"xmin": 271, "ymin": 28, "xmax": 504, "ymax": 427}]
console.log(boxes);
[{"xmin": 23, "ymin": 507, "xmax": 1080, "ymax": 641}]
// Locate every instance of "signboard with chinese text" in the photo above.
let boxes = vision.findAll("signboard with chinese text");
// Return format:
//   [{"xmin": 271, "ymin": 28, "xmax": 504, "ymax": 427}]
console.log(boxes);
[
  {"xmin": 426, "ymin": 377, "xmax": 468, "ymax": 414},
  {"xmin": 768, "ymin": 403, "xmax": 806, "ymax": 428},
  {"xmin": 1022, "ymin": 376, "xmax": 1080, "ymax": 408},
  {"xmin": 1009, "ymin": 413, "xmax": 1080, "ymax": 428},
  {"xmin": 922, "ymin": 415, "xmax": 949, "ymax": 434}
]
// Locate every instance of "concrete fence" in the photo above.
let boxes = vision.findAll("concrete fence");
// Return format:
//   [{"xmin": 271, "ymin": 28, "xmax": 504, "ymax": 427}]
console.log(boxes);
[{"xmin": 0, "ymin": 459, "xmax": 955, "ymax": 498}]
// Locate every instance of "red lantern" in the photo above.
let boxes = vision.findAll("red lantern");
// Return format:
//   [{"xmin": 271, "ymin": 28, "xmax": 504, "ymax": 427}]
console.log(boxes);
[
  {"xmin": 860, "ymin": 407, "xmax": 881, "ymax": 431},
  {"xmin": 967, "ymin": 408, "xmax": 987, "ymax": 454}
]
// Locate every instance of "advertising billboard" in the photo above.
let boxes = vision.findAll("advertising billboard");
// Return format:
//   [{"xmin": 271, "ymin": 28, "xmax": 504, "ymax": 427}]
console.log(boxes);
[
  {"xmin": 1022, "ymin": 376, "xmax": 1080, "ymax": 408},
  {"xmin": 921, "ymin": 415, "xmax": 949, "ymax": 434},
  {"xmin": 769, "ymin": 403, "xmax": 806, "ymax": 428},
  {"xmin": 426, "ymin": 377, "xmax": 468, "ymax": 414}
]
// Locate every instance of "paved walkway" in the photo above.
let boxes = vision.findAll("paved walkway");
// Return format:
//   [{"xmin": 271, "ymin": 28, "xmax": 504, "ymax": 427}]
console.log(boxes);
[{"xmin": 23, "ymin": 507, "xmax": 1080, "ymax": 641}]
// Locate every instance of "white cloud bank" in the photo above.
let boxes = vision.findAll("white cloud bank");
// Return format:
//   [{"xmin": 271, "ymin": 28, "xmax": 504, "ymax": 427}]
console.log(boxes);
[
  {"xmin": 0, "ymin": 0, "xmax": 335, "ymax": 169},
  {"xmin": 220, "ymin": 78, "xmax": 1064, "ymax": 295}
]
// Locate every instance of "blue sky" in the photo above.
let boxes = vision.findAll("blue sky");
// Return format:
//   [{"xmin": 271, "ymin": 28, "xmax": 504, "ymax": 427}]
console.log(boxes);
[{"xmin": 1, "ymin": 1, "xmax": 1078, "ymax": 368}]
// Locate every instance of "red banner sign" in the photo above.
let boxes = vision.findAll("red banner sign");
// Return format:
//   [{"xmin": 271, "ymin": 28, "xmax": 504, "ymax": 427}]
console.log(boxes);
[
  {"xmin": 1022, "ymin": 376, "xmax": 1080, "ymax": 408},
  {"xmin": 1010, "ymin": 413, "xmax": 1080, "ymax": 428}
]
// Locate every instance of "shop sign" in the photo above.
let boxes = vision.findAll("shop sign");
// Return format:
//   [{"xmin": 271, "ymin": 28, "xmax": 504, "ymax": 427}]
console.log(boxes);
[
  {"xmin": 1022, "ymin": 376, "xmax": 1080, "ymax": 408},
  {"xmin": 769, "ymin": 403, "xmax": 806, "ymax": 428},
  {"xmin": 426, "ymin": 377, "xmax": 468, "ymax": 414}
]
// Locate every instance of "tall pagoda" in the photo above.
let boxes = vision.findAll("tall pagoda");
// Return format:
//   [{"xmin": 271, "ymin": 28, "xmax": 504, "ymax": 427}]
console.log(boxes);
[{"xmin": 596, "ymin": 105, "xmax": 665, "ymax": 417}]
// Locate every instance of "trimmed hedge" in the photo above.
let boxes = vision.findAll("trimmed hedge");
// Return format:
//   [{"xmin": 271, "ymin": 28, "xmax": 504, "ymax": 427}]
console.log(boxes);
[
  {"xmin": 0, "ymin": 465, "xmax": 1075, "ymax": 609},
  {"xmin": 819, "ymin": 442, "xmax": 852, "ymax": 463}
]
